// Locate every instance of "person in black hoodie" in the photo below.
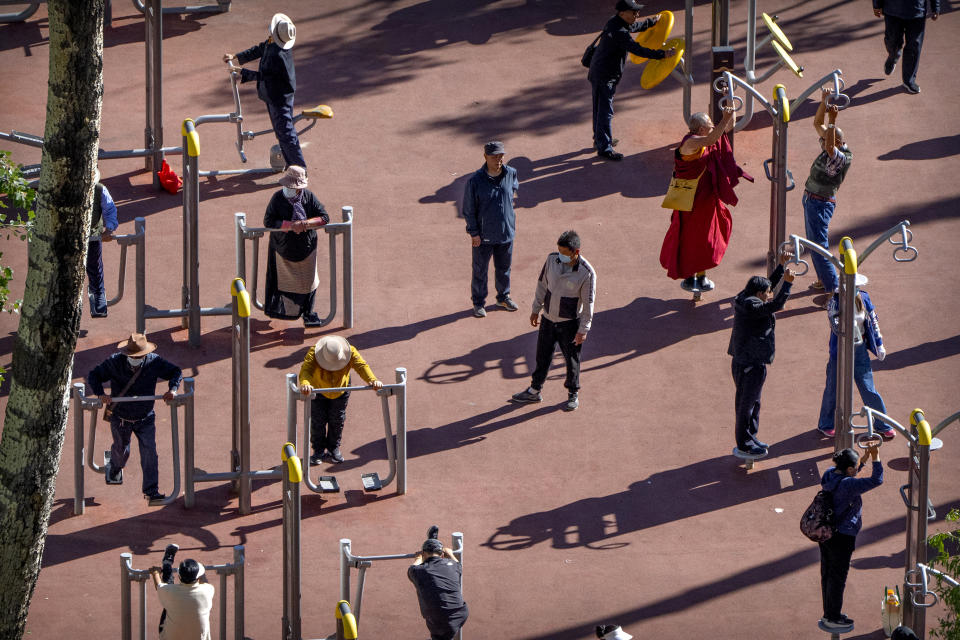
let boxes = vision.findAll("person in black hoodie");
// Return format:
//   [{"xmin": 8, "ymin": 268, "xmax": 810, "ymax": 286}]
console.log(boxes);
[
  {"xmin": 873, "ymin": 0, "xmax": 939, "ymax": 94},
  {"xmin": 727, "ymin": 251, "xmax": 795, "ymax": 455},
  {"xmin": 818, "ymin": 445, "xmax": 883, "ymax": 630},
  {"xmin": 587, "ymin": 0, "xmax": 676, "ymax": 161}
]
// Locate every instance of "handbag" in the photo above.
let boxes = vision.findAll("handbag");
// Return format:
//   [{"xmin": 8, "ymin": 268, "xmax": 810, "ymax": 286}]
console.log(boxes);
[
  {"xmin": 799, "ymin": 489, "xmax": 835, "ymax": 542},
  {"xmin": 102, "ymin": 365, "xmax": 145, "ymax": 422},
  {"xmin": 581, "ymin": 31, "xmax": 603, "ymax": 68},
  {"xmin": 660, "ymin": 171, "xmax": 704, "ymax": 211}
]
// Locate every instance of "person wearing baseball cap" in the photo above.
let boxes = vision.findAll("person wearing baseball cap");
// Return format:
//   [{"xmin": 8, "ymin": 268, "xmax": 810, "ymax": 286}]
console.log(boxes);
[
  {"xmin": 408, "ymin": 525, "xmax": 468, "ymax": 640},
  {"xmin": 150, "ymin": 548, "xmax": 215, "ymax": 640},
  {"xmin": 298, "ymin": 335, "xmax": 382, "ymax": 464},
  {"xmin": 223, "ymin": 13, "xmax": 306, "ymax": 169},
  {"xmin": 87, "ymin": 333, "xmax": 182, "ymax": 503},
  {"xmin": 587, "ymin": 1, "xmax": 676, "ymax": 160}
]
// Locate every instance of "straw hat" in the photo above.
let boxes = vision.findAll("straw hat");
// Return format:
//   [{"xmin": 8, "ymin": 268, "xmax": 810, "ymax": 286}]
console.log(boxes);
[
  {"xmin": 270, "ymin": 13, "xmax": 296, "ymax": 50},
  {"xmin": 116, "ymin": 333, "xmax": 156, "ymax": 357},
  {"xmin": 314, "ymin": 336, "xmax": 351, "ymax": 371}
]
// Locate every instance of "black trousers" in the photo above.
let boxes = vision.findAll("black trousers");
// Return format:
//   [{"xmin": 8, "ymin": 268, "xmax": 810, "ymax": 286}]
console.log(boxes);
[
  {"xmin": 732, "ymin": 361, "xmax": 766, "ymax": 449},
  {"xmin": 819, "ymin": 533, "xmax": 857, "ymax": 619},
  {"xmin": 471, "ymin": 241, "xmax": 513, "ymax": 306},
  {"xmin": 425, "ymin": 604, "xmax": 468, "ymax": 640},
  {"xmin": 884, "ymin": 15, "xmax": 926, "ymax": 85},
  {"xmin": 310, "ymin": 391, "xmax": 350, "ymax": 455},
  {"xmin": 266, "ymin": 95, "xmax": 307, "ymax": 168},
  {"xmin": 531, "ymin": 317, "xmax": 581, "ymax": 393},
  {"xmin": 590, "ymin": 77, "xmax": 617, "ymax": 153}
]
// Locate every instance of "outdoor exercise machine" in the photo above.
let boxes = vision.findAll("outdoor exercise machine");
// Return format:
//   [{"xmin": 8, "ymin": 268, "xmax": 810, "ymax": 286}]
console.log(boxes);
[
  {"xmin": 279, "ymin": 443, "xmax": 360, "ymax": 640},
  {"xmin": 235, "ymin": 207, "xmax": 354, "ymax": 330},
  {"xmin": 783, "ymin": 220, "xmax": 919, "ymax": 452},
  {"xmin": 859, "ymin": 407, "xmax": 959, "ymax": 638},
  {"xmin": 284, "ymin": 365, "xmax": 408, "ymax": 495},
  {"xmin": 716, "ymin": 69, "xmax": 850, "ymax": 276},
  {"xmin": 626, "ymin": 7, "xmax": 691, "ymax": 120},
  {"xmin": 119, "ymin": 545, "xmax": 245, "ymax": 640},
  {"xmin": 340, "ymin": 534, "xmax": 464, "ymax": 639},
  {"xmin": 71, "ymin": 378, "xmax": 195, "ymax": 514},
  {"xmin": 0, "ymin": 0, "xmax": 229, "ymax": 27},
  {"xmin": 183, "ymin": 278, "xmax": 285, "ymax": 514}
]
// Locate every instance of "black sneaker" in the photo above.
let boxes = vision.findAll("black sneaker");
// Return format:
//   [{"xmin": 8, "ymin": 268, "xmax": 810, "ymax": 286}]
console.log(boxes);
[
  {"xmin": 736, "ymin": 445, "xmax": 767, "ymax": 457},
  {"xmin": 680, "ymin": 277, "xmax": 697, "ymax": 292},
  {"xmin": 511, "ymin": 388, "xmax": 542, "ymax": 403},
  {"xmin": 821, "ymin": 617, "xmax": 853, "ymax": 630},
  {"xmin": 302, "ymin": 312, "xmax": 323, "ymax": 327},
  {"xmin": 696, "ymin": 275, "xmax": 715, "ymax": 291},
  {"xmin": 902, "ymin": 81, "xmax": 920, "ymax": 94},
  {"xmin": 309, "ymin": 453, "xmax": 327, "ymax": 466},
  {"xmin": 748, "ymin": 436, "xmax": 769, "ymax": 449},
  {"xmin": 837, "ymin": 614, "xmax": 854, "ymax": 625},
  {"xmin": 473, "ymin": 305, "xmax": 487, "ymax": 318},
  {"xmin": 106, "ymin": 464, "xmax": 123, "ymax": 485},
  {"xmin": 592, "ymin": 138, "xmax": 619, "ymax": 150},
  {"xmin": 564, "ymin": 392, "xmax": 579, "ymax": 411},
  {"xmin": 162, "ymin": 543, "xmax": 179, "ymax": 566},
  {"xmin": 427, "ymin": 525, "xmax": 440, "ymax": 540},
  {"xmin": 496, "ymin": 298, "xmax": 519, "ymax": 312},
  {"xmin": 883, "ymin": 56, "xmax": 896, "ymax": 75},
  {"xmin": 90, "ymin": 291, "xmax": 108, "ymax": 318},
  {"xmin": 144, "ymin": 491, "xmax": 166, "ymax": 503},
  {"xmin": 597, "ymin": 149, "xmax": 623, "ymax": 161},
  {"xmin": 328, "ymin": 447, "xmax": 344, "ymax": 463}
]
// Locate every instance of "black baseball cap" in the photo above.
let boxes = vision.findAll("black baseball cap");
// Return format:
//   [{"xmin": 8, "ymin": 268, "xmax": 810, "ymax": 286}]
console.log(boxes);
[{"xmin": 615, "ymin": 0, "xmax": 644, "ymax": 11}]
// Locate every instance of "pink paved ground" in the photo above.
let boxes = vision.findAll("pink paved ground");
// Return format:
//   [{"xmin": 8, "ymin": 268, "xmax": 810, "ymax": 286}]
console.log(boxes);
[{"xmin": 1, "ymin": 0, "xmax": 960, "ymax": 638}]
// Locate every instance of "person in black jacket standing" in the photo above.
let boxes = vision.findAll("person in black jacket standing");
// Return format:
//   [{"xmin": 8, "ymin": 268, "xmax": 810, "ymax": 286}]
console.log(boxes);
[
  {"xmin": 727, "ymin": 252, "xmax": 795, "ymax": 456},
  {"xmin": 224, "ymin": 13, "xmax": 306, "ymax": 168},
  {"xmin": 588, "ymin": 0, "xmax": 675, "ymax": 161},
  {"xmin": 874, "ymin": 0, "xmax": 939, "ymax": 94}
]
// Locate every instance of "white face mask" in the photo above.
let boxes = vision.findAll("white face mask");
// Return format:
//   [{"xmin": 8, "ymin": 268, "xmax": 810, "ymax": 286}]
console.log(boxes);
[
  {"xmin": 282, "ymin": 186, "xmax": 299, "ymax": 199},
  {"xmin": 557, "ymin": 253, "xmax": 572, "ymax": 264},
  {"xmin": 127, "ymin": 356, "xmax": 145, "ymax": 368}
]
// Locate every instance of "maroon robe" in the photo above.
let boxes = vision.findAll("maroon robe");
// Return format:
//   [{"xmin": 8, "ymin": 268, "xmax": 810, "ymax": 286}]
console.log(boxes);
[{"xmin": 659, "ymin": 132, "xmax": 752, "ymax": 280}]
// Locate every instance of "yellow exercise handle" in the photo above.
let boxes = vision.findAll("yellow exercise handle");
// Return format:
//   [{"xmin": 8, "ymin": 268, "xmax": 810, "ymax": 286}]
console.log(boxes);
[
  {"xmin": 910, "ymin": 409, "xmax": 932, "ymax": 446},
  {"xmin": 773, "ymin": 84, "xmax": 789, "ymax": 123},
  {"xmin": 281, "ymin": 442, "xmax": 303, "ymax": 483},
  {"xmin": 839, "ymin": 237, "xmax": 857, "ymax": 275},
  {"xmin": 181, "ymin": 119, "xmax": 200, "ymax": 157},
  {"xmin": 230, "ymin": 278, "xmax": 251, "ymax": 318},
  {"xmin": 336, "ymin": 600, "xmax": 358, "ymax": 639}
]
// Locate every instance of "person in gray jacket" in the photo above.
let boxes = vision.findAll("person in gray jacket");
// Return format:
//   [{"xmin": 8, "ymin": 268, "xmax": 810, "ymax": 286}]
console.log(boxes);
[
  {"xmin": 727, "ymin": 251, "xmax": 795, "ymax": 455},
  {"xmin": 874, "ymin": 0, "xmax": 939, "ymax": 94},
  {"xmin": 512, "ymin": 230, "xmax": 595, "ymax": 411}
]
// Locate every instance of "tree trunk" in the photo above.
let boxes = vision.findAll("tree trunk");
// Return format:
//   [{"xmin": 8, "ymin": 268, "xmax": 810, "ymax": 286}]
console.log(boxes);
[{"xmin": 0, "ymin": 1, "xmax": 103, "ymax": 637}]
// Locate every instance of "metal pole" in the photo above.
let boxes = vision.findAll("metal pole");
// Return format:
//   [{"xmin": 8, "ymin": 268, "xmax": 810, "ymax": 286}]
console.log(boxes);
[
  {"xmin": 711, "ymin": 0, "xmax": 729, "ymax": 47},
  {"xmin": 239, "ymin": 286, "xmax": 251, "ymax": 515},
  {"xmin": 73, "ymin": 383, "xmax": 86, "ymax": 515},
  {"xmin": 342, "ymin": 206, "xmax": 354, "ymax": 328},
  {"xmin": 121, "ymin": 555, "xmax": 132, "ymax": 640},
  {"xmin": 184, "ymin": 376, "xmax": 196, "ymax": 508},
  {"xmin": 233, "ymin": 545, "xmax": 245, "ymax": 640},
  {"xmin": 219, "ymin": 571, "xmax": 228, "ymax": 640},
  {"xmin": 834, "ymin": 239, "xmax": 857, "ymax": 452},
  {"xmin": 340, "ymin": 539, "xmax": 352, "ymax": 610},
  {"xmin": 183, "ymin": 120, "xmax": 202, "ymax": 346},
  {"xmin": 150, "ymin": 0, "xmax": 163, "ymax": 186},
  {"xmin": 235, "ymin": 213, "xmax": 246, "ymax": 282},
  {"xmin": 135, "ymin": 217, "xmax": 146, "ymax": 334},
  {"xmin": 282, "ymin": 459, "xmax": 291, "ymax": 639},
  {"xmin": 453, "ymin": 532, "xmax": 464, "ymax": 640},
  {"xmin": 767, "ymin": 117, "xmax": 789, "ymax": 276},
  {"xmin": 286, "ymin": 373, "xmax": 299, "ymax": 445},
  {"xmin": 231, "ymin": 291, "xmax": 241, "ymax": 497},
  {"xmin": 396, "ymin": 368, "xmax": 407, "ymax": 495},
  {"xmin": 139, "ymin": 579, "xmax": 147, "ymax": 640}
]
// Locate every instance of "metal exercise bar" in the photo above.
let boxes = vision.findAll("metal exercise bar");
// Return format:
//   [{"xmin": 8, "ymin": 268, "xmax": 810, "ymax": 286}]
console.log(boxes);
[
  {"xmin": 280, "ymin": 443, "xmax": 304, "ymax": 640},
  {"xmin": 120, "ymin": 545, "xmax": 244, "ymax": 640},
  {"xmin": 284, "ymin": 367, "xmax": 408, "ymax": 495},
  {"xmin": 0, "ymin": 1, "xmax": 40, "ymax": 22},
  {"xmin": 339, "ymin": 533, "xmax": 464, "ymax": 638},
  {"xmin": 72, "ymin": 378, "xmax": 194, "ymax": 515},
  {"xmin": 183, "ymin": 279, "xmax": 282, "ymax": 513},
  {"xmin": 129, "ymin": 0, "xmax": 230, "ymax": 19},
  {"xmin": 235, "ymin": 206, "xmax": 354, "ymax": 329}
]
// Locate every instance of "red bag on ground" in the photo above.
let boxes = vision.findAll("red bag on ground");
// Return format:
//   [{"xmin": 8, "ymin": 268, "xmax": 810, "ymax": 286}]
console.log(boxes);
[{"xmin": 157, "ymin": 160, "xmax": 182, "ymax": 194}]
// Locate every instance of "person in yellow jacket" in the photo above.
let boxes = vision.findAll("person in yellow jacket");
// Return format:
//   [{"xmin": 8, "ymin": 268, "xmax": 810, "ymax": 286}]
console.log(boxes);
[{"xmin": 299, "ymin": 335, "xmax": 381, "ymax": 464}]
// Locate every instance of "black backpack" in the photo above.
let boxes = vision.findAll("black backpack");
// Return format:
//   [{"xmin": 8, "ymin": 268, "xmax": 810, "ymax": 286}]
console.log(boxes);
[
  {"xmin": 581, "ymin": 31, "xmax": 604, "ymax": 68},
  {"xmin": 800, "ymin": 490, "xmax": 835, "ymax": 542}
]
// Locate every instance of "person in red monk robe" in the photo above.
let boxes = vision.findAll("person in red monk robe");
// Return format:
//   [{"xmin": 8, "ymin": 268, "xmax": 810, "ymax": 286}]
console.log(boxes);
[{"xmin": 659, "ymin": 107, "xmax": 752, "ymax": 293}]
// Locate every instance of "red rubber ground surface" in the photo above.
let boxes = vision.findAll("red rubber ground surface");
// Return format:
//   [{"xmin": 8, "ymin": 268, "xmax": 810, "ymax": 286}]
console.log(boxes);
[{"xmin": 1, "ymin": 1, "xmax": 959, "ymax": 638}]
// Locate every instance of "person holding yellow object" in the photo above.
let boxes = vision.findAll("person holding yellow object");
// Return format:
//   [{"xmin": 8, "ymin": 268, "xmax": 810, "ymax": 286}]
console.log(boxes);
[{"xmin": 298, "ymin": 336, "xmax": 382, "ymax": 464}]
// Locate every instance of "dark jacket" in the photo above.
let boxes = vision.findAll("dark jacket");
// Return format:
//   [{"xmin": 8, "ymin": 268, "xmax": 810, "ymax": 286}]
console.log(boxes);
[
  {"xmin": 821, "ymin": 461, "xmax": 884, "ymax": 536},
  {"xmin": 236, "ymin": 40, "xmax": 296, "ymax": 104},
  {"xmin": 407, "ymin": 557, "xmax": 468, "ymax": 625},
  {"xmin": 588, "ymin": 15, "xmax": 665, "ymax": 84},
  {"xmin": 87, "ymin": 353, "xmax": 182, "ymax": 420},
  {"xmin": 462, "ymin": 164, "xmax": 519, "ymax": 244},
  {"xmin": 263, "ymin": 189, "xmax": 329, "ymax": 262},
  {"xmin": 873, "ymin": 0, "xmax": 939, "ymax": 19},
  {"xmin": 728, "ymin": 265, "xmax": 792, "ymax": 365}
]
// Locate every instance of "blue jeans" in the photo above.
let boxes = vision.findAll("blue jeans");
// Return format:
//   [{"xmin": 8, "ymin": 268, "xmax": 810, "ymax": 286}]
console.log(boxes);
[
  {"xmin": 590, "ymin": 77, "xmax": 617, "ymax": 153},
  {"xmin": 110, "ymin": 413, "xmax": 160, "ymax": 495},
  {"xmin": 266, "ymin": 96, "xmax": 306, "ymax": 168},
  {"xmin": 817, "ymin": 343, "xmax": 889, "ymax": 432},
  {"xmin": 471, "ymin": 242, "xmax": 513, "ymax": 306},
  {"xmin": 86, "ymin": 237, "xmax": 105, "ymax": 296},
  {"xmin": 803, "ymin": 192, "xmax": 839, "ymax": 292}
]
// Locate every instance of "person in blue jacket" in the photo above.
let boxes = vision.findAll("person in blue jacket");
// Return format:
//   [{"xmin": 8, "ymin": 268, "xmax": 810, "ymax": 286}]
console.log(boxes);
[
  {"xmin": 462, "ymin": 140, "xmax": 520, "ymax": 318},
  {"xmin": 587, "ymin": 0, "xmax": 675, "ymax": 161},
  {"xmin": 816, "ymin": 274, "xmax": 895, "ymax": 439},
  {"xmin": 87, "ymin": 167, "xmax": 118, "ymax": 318},
  {"xmin": 873, "ymin": 0, "xmax": 939, "ymax": 94},
  {"xmin": 818, "ymin": 445, "xmax": 883, "ymax": 630},
  {"xmin": 224, "ymin": 13, "xmax": 306, "ymax": 169}
]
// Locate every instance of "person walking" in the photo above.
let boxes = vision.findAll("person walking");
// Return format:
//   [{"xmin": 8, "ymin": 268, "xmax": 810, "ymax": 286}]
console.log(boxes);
[
  {"xmin": 224, "ymin": 12, "xmax": 306, "ymax": 168},
  {"xmin": 818, "ymin": 445, "xmax": 883, "ymax": 630},
  {"xmin": 874, "ymin": 0, "xmax": 939, "ymax": 94},
  {"xmin": 462, "ymin": 140, "xmax": 520, "ymax": 318},
  {"xmin": 263, "ymin": 165, "xmax": 329, "ymax": 327},
  {"xmin": 588, "ymin": 0, "xmax": 675, "ymax": 161},
  {"xmin": 512, "ymin": 230, "xmax": 596, "ymax": 411},
  {"xmin": 87, "ymin": 333, "xmax": 182, "ymax": 502}
]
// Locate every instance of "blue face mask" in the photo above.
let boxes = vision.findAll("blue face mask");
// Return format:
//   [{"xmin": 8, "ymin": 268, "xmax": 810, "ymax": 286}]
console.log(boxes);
[{"xmin": 557, "ymin": 253, "xmax": 572, "ymax": 264}]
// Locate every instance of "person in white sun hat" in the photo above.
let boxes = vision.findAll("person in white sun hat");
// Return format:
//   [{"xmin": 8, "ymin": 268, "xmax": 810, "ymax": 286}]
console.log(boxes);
[
  {"xmin": 223, "ymin": 13, "xmax": 306, "ymax": 169},
  {"xmin": 298, "ymin": 336, "xmax": 382, "ymax": 464}
]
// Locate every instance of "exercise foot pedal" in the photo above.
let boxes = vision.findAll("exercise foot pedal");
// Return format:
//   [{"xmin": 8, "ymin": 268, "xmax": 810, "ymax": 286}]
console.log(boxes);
[
  {"xmin": 301, "ymin": 105, "xmax": 334, "ymax": 120},
  {"xmin": 361, "ymin": 472, "xmax": 382, "ymax": 492},
  {"xmin": 732, "ymin": 446, "xmax": 768, "ymax": 470},
  {"xmin": 817, "ymin": 619, "xmax": 853, "ymax": 635},
  {"xmin": 318, "ymin": 475, "xmax": 340, "ymax": 493}
]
